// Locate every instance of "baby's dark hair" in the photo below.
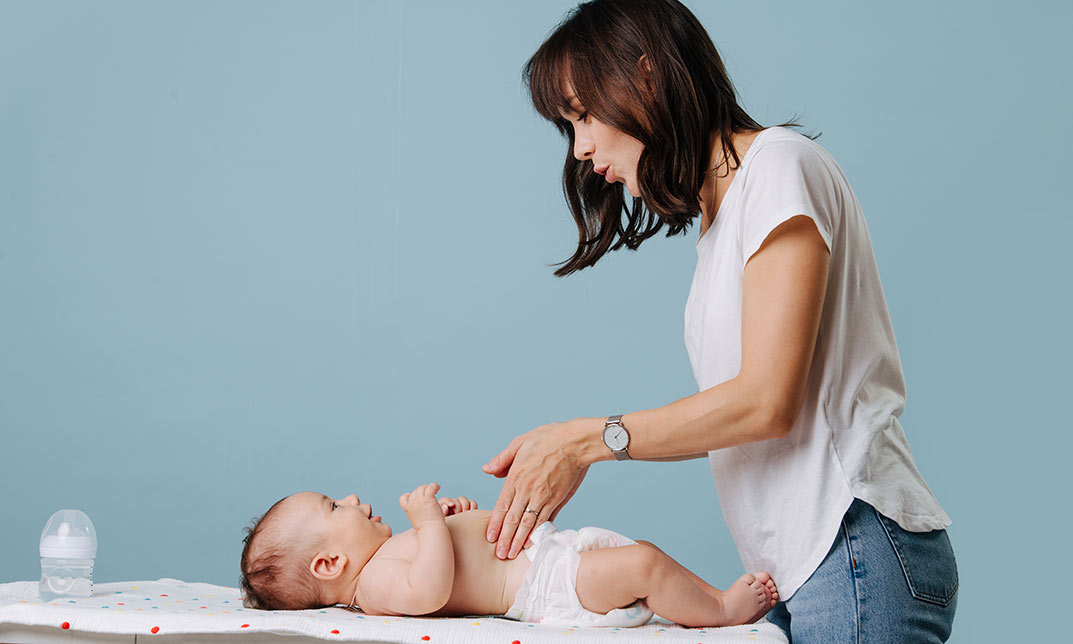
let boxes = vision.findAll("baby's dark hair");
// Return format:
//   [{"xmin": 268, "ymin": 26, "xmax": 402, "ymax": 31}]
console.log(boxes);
[{"xmin": 239, "ymin": 496, "xmax": 327, "ymax": 610}]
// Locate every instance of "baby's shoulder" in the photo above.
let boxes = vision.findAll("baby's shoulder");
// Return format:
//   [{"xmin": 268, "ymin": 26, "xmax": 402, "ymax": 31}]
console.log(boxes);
[
  {"xmin": 354, "ymin": 542, "xmax": 416, "ymax": 616},
  {"xmin": 368, "ymin": 530, "xmax": 418, "ymax": 564}
]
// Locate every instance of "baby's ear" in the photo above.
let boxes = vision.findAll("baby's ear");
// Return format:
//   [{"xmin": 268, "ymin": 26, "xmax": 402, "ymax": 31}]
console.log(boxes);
[{"xmin": 310, "ymin": 552, "xmax": 348, "ymax": 581}]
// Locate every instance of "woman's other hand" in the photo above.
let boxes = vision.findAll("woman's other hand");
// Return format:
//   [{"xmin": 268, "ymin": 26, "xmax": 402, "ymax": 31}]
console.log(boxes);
[{"xmin": 482, "ymin": 419, "xmax": 599, "ymax": 559}]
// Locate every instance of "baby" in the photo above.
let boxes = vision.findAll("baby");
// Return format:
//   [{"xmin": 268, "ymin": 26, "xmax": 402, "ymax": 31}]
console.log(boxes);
[{"xmin": 239, "ymin": 483, "xmax": 778, "ymax": 628}]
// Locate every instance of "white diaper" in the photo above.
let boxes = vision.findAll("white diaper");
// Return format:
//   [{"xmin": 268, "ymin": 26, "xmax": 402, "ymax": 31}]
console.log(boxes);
[{"xmin": 504, "ymin": 522, "xmax": 654, "ymax": 628}]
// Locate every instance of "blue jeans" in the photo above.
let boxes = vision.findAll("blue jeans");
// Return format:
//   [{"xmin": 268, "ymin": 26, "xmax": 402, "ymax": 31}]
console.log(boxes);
[{"xmin": 766, "ymin": 498, "xmax": 958, "ymax": 643}]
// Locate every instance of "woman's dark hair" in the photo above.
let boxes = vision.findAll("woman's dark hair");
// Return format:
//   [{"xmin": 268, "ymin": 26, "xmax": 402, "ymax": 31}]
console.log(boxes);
[{"xmin": 525, "ymin": 0, "xmax": 811, "ymax": 276}]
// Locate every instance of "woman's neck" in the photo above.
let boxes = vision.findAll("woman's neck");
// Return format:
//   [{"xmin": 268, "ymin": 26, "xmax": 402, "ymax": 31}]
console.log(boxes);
[{"xmin": 698, "ymin": 129, "xmax": 763, "ymax": 234}]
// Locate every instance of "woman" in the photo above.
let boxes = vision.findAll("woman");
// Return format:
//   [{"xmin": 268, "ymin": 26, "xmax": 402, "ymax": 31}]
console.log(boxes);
[{"xmin": 481, "ymin": 0, "xmax": 958, "ymax": 641}]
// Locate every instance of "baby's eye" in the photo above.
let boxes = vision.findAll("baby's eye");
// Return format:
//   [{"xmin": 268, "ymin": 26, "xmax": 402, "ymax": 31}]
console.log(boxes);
[{"xmin": 331, "ymin": 502, "xmax": 338, "ymax": 511}]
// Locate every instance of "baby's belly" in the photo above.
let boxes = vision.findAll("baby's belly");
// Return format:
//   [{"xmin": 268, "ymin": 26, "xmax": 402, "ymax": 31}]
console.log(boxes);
[{"xmin": 433, "ymin": 511, "xmax": 530, "ymax": 617}]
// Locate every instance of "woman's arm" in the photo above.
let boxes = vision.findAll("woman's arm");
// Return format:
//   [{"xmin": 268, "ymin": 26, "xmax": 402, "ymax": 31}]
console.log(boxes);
[
  {"xmin": 614, "ymin": 215, "xmax": 832, "ymax": 457},
  {"xmin": 484, "ymin": 215, "xmax": 830, "ymax": 558}
]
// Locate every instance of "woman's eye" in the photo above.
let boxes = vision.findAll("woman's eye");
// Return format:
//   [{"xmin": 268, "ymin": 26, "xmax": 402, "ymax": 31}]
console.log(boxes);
[{"xmin": 576, "ymin": 111, "xmax": 589, "ymax": 123}]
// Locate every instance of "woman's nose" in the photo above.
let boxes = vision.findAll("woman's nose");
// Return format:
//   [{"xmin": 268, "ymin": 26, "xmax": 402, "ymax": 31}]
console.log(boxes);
[{"xmin": 573, "ymin": 135, "xmax": 595, "ymax": 161}]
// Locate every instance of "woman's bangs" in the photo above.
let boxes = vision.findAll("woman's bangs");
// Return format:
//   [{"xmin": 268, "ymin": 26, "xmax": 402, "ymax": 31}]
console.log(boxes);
[{"xmin": 525, "ymin": 29, "xmax": 588, "ymax": 132}]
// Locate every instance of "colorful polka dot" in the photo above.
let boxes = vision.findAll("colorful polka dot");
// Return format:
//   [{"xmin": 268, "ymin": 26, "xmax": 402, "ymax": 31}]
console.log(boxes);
[
  {"xmin": 61, "ymin": 622, "xmax": 70, "ymax": 630},
  {"xmin": 150, "ymin": 626, "xmax": 160, "ymax": 634},
  {"xmin": 421, "ymin": 637, "xmax": 430, "ymax": 641},
  {"xmin": 331, "ymin": 629, "xmax": 340, "ymax": 635},
  {"xmin": 241, "ymin": 624, "xmax": 249, "ymax": 628}
]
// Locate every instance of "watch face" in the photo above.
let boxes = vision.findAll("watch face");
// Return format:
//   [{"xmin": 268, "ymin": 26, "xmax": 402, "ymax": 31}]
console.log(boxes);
[{"xmin": 603, "ymin": 424, "xmax": 629, "ymax": 451}]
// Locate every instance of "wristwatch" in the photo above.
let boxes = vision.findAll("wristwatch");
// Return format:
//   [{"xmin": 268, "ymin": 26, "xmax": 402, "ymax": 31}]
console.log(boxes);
[{"xmin": 602, "ymin": 414, "xmax": 632, "ymax": 461}]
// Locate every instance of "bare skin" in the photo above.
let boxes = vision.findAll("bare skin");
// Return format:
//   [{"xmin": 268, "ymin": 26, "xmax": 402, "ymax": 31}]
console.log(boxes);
[
  {"xmin": 575, "ymin": 543, "xmax": 778, "ymax": 627},
  {"xmin": 278, "ymin": 487, "xmax": 778, "ymax": 626}
]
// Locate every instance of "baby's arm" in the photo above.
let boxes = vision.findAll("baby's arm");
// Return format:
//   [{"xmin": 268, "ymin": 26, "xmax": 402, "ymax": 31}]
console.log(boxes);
[{"xmin": 359, "ymin": 483, "xmax": 455, "ymax": 616}]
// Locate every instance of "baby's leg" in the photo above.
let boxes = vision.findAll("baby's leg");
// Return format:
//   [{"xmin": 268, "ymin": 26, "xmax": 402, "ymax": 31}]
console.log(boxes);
[
  {"xmin": 634, "ymin": 540, "xmax": 779, "ymax": 609},
  {"xmin": 575, "ymin": 545, "xmax": 774, "ymax": 628}
]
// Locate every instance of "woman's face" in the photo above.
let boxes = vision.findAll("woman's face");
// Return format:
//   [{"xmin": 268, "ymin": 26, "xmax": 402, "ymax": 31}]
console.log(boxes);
[{"xmin": 560, "ymin": 93, "xmax": 644, "ymax": 198}]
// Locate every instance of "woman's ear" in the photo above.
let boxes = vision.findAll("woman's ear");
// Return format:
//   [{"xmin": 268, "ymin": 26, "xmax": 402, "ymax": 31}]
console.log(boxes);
[
  {"xmin": 310, "ymin": 552, "xmax": 349, "ymax": 581},
  {"xmin": 637, "ymin": 54, "xmax": 656, "ymax": 96}
]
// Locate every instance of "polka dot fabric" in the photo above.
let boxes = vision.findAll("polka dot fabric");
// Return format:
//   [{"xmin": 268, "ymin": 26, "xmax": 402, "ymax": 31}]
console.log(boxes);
[{"xmin": 0, "ymin": 579, "xmax": 787, "ymax": 643}]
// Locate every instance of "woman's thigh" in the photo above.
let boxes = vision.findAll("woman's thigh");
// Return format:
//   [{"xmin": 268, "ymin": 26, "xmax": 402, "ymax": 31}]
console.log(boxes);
[{"xmin": 766, "ymin": 498, "xmax": 958, "ymax": 643}]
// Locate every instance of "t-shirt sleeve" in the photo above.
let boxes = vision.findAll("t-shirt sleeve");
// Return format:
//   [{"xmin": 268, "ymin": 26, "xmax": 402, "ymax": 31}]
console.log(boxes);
[{"xmin": 738, "ymin": 140, "xmax": 836, "ymax": 267}]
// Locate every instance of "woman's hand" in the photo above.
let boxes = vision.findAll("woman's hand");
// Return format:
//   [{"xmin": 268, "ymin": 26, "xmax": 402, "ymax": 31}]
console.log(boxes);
[{"xmin": 482, "ymin": 419, "xmax": 598, "ymax": 559}]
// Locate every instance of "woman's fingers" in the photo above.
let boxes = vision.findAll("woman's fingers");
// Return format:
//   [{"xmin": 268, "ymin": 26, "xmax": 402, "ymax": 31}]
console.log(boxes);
[
  {"xmin": 487, "ymin": 480, "xmax": 516, "ymax": 543},
  {"xmin": 496, "ymin": 491, "xmax": 534, "ymax": 559},
  {"xmin": 507, "ymin": 501, "xmax": 546, "ymax": 559},
  {"xmin": 483, "ymin": 436, "xmax": 524, "ymax": 478}
]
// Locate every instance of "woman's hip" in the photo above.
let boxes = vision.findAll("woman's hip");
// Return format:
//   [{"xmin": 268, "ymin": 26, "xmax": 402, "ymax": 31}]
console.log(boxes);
[{"xmin": 766, "ymin": 498, "xmax": 958, "ymax": 643}]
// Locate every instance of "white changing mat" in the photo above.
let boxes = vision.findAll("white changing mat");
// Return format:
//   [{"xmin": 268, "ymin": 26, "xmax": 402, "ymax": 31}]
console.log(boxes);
[{"xmin": 0, "ymin": 578, "xmax": 787, "ymax": 643}]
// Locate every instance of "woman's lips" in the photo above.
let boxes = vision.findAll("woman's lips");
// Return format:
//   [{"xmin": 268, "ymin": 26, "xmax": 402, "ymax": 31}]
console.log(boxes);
[{"xmin": 605, "ymin": 167, "xmax": 616, "ymax": 183}]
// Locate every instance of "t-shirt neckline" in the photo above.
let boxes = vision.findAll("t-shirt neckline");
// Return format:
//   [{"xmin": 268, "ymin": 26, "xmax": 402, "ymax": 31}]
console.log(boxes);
[{"xmin": 695, "ymin": 127, "xmax": 775, "ymax": 247}]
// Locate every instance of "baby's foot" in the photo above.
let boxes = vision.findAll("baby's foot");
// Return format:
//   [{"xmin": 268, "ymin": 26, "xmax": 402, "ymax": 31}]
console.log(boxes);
[
  {"xmin": 720, "ymin": 573, "xmax": 775, "ymax": 625},
  {"xmin": 756, "ymin": 571, "xmax": 779, "ymax": 608}
]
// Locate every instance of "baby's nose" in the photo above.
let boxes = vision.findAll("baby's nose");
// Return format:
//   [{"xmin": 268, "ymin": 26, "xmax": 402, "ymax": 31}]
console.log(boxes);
[{"xmin": 342, "ymin": 494, "xmax": 360, "ymax": 506}]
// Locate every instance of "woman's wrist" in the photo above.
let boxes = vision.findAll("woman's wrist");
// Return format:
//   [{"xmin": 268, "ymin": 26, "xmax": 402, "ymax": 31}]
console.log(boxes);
[{"xmin": 566, "ymin": 417, "xmax": 613, "ymax": 467}]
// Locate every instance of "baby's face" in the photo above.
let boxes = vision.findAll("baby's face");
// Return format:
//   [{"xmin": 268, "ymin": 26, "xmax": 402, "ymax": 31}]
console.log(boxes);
[{"xmin": 284, "ymin": 491, "xmax": 392, "ymax": 560}]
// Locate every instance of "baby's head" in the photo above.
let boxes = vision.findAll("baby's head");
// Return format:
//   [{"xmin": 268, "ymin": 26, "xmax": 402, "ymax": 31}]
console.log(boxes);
[{"xmin": 240, "ymin": 492, "xmax": 392, "ymax": 610}]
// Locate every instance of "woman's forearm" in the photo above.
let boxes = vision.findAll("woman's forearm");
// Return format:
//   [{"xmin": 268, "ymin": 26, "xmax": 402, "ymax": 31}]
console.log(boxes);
[{"xmin": 569, "ymin": 376, "xmax": 789, "ymax": 466}]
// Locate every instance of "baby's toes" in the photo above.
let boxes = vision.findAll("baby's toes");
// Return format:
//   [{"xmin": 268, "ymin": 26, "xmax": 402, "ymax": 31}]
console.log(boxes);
[
  {"xmin": 757, "ymin": 581, "xmax": 771, "ymax": 603},
  {"xmin": 736, "ymin": 573, "xmax": 757, "ymax": 588}
]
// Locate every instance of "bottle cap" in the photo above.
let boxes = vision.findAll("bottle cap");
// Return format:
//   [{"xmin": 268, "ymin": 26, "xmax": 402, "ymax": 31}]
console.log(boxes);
[{"xmin": 40, "ymin": 509, "xmax": 97, "ymax": 559}]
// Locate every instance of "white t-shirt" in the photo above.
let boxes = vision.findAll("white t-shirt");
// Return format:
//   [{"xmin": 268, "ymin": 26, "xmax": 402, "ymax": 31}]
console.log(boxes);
[{"xmin": 683, "ymin": 127, "xmax": 950, "ymax": 600}]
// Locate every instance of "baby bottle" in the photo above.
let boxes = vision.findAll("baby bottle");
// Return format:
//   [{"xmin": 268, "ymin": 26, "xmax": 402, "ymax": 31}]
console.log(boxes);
[{"xmin": 39, "ymin": 509, "xmax": 97, "ymax": 601}]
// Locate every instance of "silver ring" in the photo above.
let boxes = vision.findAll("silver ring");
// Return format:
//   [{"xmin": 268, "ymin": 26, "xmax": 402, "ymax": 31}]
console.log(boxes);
[{"xmin": 524, "ymin": 507, "xmax": 540, "ymax": 516}]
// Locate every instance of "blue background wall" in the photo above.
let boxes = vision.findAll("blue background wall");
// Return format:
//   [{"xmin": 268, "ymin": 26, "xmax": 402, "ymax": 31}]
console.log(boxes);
[{"xmin": 1, "ymin": 1, "xmax": 1069, "ymax": 642}]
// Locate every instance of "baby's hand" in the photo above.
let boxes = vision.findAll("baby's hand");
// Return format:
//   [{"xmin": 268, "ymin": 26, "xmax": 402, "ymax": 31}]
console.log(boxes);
[
  {"xmin": 399, "ymin": 482, "xmax": 445, "ymax": 528},
  {"xmin": 439, "ymin": 496, "xmax": 478, "ymax": 516}
]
